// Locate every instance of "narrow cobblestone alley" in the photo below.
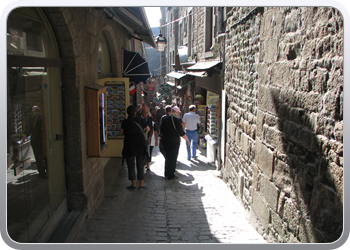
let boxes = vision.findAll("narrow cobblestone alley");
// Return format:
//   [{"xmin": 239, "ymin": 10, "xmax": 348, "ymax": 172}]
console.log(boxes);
[{"xmin": 74, "ymin": 140, "xmax": 266, "ymax": 244}]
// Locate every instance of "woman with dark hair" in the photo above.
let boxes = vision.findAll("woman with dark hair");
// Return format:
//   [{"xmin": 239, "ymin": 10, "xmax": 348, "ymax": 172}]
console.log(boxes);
[{"xmin": 120, "ymin": 105, "xmax": 149, "ymax": 190}]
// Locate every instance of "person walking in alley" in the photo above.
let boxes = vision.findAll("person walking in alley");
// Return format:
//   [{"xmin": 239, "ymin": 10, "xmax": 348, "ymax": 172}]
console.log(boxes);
[
  {"xmin": 141, "ymin": 106, "xmax": 154, "ymax": 171},
  {"xmin": 120, "ymin": 105, "xmax": 149, "ymax": 190},
  {"xmin": 159, "ymin": 106, "xmax": 190, "ymax": 180},
  {"xmin": 146, "ymin": 120, "xmax": 159, "ymax": 171},
  {"xmin": 155, "ymin": 103, "xmax": 165, "ymax": 132},
  {"xmin": 182, "ymin": 105, "xmax": 201, "ymax": 161},
  {"xmin": 158, "ymin": 105, "xmax": 171, "ymax": 157},
  {"xmin": 21, "ymin": 105, "xmax": 47, "ymax": 178}
]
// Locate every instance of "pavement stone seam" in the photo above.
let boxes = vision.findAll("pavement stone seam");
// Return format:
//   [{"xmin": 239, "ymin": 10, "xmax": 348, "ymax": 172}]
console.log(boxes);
[{"xmin": 73, "ymin": 140, "xmax": 266, "ymax": 244}]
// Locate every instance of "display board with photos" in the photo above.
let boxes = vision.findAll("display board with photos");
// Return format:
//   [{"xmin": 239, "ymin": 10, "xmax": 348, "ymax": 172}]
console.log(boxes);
[{"xmin": 105, "ymin": 83, "xmax": 126, "ymax": 138}]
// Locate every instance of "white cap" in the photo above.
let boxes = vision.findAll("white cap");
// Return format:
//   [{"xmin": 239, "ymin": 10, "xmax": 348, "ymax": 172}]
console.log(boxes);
[{"xmin": 171, "ymin": 106, "xmax": 180, "ymax": 112}]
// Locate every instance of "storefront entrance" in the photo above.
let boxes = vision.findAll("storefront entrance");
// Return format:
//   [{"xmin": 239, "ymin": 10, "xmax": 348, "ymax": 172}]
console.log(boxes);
[{"xmin": 7, "ymin": 8, "xmax": 66, "ymax": 243}]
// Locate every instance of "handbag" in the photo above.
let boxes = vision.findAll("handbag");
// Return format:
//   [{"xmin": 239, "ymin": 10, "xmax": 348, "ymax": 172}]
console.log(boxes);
[
  {"xmin": 134, "ymin": 121, "xmax": 147, "ymax": 140},
  {"xmin": 171, "ymin": 115, "xmax": 181, "ymax": 143},
  {"xmin": 133, "ymin": 121, "xmax": 148, "ymax": 155}
]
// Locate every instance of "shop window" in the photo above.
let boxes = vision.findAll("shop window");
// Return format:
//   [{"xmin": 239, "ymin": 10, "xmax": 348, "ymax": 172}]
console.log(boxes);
[
  {"xmin": 98, "ymin": 34, "xmax": 111, "ymax": 75},
  {"xmin": 7, "ymin": 9, "xmax": 46, "ymax": 57},
  {"xmin": 187, "ymin": 11, "xmax": 193, "ymax": 59},
  {"xmin": 7, "ymin": 8, "xmax": 66, "ymax": 243},
  {"xmin": 204, "ymin": 7, "xmax": 214, "ymax": 53}
]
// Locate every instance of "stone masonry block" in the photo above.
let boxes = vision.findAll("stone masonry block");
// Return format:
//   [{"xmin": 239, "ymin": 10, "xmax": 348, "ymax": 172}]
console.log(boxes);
[
  {"xmin": 283, "ymin": 198, "xmax": 300, "ymax": 235},
  {"xmin": 255, "ymin": 139, "xmax": 274, "ymax": 179},
  {"xmin": 257, "ymin": 63, "xmax": 271, "ymax": 86},
  {"xmin": 262, "ymin": 38, "xmax": 279, "ymax": 63},
  {"xmin": 265, "ymin": 126, "xmax": 285, "ymax": 153},
  {"xmin": 273, "ymin": 159, "xmax": 294, "ymax": 194},
  {"xmin": 260, "ymin": 175, "xmax": 280, "ymax": 212},
  {"xmin": 258, "ymin": 85, "xmax": 280, "ymax": 116},
  {"xmin": 256, "ymin": 110, "xmax": 264, "ymax": 138},
  {"xmin": 252, "ymin": 189, "xmax": 271, "ymax": 231},
  {"xmin": 241, "ymin": 132, "xmax": 251, "ymax": 156},
  {"xmin": 231, "ymin": 122, "xmax": 237, "ymax": 141},
  {"xmin": 270, "ymin": 210, "xmax": 286, "ymax": 237}
]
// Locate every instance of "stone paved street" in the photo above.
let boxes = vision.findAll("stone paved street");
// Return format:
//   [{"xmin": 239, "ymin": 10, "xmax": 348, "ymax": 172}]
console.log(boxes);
[{"xmin": 74, "ymin": 139, "xmax": 266, "ymax": 244}]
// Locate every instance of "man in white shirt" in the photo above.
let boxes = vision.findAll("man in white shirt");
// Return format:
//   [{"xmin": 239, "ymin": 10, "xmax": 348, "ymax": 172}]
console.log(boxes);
[{"xmin": 182, "ymin": 105, "xmax": 201, "ymax": 160}]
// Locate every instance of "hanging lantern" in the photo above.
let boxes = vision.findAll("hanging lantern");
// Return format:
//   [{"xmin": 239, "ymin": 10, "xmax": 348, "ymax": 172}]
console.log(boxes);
[{"xmin": 155, "ymin": 34, "xmax": 167, "ymax": 52}]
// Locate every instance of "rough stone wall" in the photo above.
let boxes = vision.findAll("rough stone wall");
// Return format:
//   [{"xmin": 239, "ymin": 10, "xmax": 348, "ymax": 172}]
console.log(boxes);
[
  {"xmin": 165, "ymin": 8, "xmax": 179, "ymax": 71},
  {"xmin": 223, "ymin": 7, "xmax": 343, "ymax": 243},
  {"xmin": 45, "ymin": 7, "xmax": 134, "ymax": 216},
  {"xmin": 191, "ymin": 7, "xmax": 206, "ymax": 60}
]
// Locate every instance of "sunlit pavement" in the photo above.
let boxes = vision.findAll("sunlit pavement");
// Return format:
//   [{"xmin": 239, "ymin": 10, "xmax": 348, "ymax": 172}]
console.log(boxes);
[{"xmin": 74, "ymin": 139, "xmax": 266, "ymax": 243}]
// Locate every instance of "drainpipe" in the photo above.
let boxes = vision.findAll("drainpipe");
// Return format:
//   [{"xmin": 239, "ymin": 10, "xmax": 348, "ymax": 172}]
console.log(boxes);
[
  {"xmin": 217, "ymin": 7, "xmax": 227, "ymax": 171},
  {"xmin": 218, "ymin": 32, "xmax": 226, "ymax": 89}
]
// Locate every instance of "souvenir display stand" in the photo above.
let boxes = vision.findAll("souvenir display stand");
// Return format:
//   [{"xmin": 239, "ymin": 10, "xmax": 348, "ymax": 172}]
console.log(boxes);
[
  {"xmin": 98, "ymin": 78, "xmax": 129, "ymax": 157},
  {"xmin": 205, "ymin": 91, "xmax": 219, "ymax": 163},
  {"xmin": 197, "ymin": 105, "xmax": 206, "ymax": 148}
]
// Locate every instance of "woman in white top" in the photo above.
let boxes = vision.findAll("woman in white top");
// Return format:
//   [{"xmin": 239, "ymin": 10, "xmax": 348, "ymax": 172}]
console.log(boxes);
[{"xmin": 146, "ymin": 121, "xmax": 159, "ymax": 170}]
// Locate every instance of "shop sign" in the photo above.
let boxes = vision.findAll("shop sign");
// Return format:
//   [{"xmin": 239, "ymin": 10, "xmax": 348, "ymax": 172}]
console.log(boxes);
[{"xmin": 147, "ymin": 79, "xmax": 155, "ymax": 91}]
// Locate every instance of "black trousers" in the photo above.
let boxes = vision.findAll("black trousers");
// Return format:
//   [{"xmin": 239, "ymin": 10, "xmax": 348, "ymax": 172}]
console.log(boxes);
[
  {"xmin": 144, "ymin": 144, "xmax": 155, "ymax": 164},
  {"xmin": 161, "ymin": 140, "xmax": 180, "ymax": 178},
  {"xmin": 126, "ymin": 154, "xmax": 145, "ymax": 181}
]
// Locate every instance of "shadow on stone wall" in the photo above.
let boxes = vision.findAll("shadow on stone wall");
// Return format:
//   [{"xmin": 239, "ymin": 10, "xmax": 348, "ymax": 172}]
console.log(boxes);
[{"xmin": 266, "ymin": 88, "xmax": 343, "ymax": 242}]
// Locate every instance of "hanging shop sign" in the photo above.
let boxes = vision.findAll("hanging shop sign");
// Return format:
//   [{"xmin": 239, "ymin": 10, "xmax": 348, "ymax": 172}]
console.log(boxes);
[{"xmin": 146, "ymin": 79, "xmax": 155, "ymax": 91}]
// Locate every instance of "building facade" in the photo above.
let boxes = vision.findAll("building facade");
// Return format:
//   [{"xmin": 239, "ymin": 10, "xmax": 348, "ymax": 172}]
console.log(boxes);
[
  {"xmin": 160, "ymin": 7, "xmax": 343, "ymax": 243},
  {"xmin": 6, "ymin": 7, "xmax": 155, "ymax": 243}
]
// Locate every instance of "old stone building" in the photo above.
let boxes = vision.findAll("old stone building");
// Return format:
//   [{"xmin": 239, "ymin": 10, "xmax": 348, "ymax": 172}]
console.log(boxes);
[
  {"xmin": 160, "ymin": 7, "xmax": 343, "ymax": 243},
  {"xmin": 6, "ymin": 7, "xmax": 155, "ymax": 243}
]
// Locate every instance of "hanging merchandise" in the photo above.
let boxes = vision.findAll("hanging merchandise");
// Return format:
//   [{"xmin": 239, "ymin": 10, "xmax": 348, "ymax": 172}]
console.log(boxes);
[
  {"xmin": 197, "ymin": 105, "xmax": 206, "ymax": 135},
  {"xmin": 205, "ymin": 91, "xmax": 220, "ymax": 164},
  {"xmin": 199, "ymin": 138, "xmax": 206, "ymax": 149},
  {"xmin": 194, "ymin": 94, "xmax": 204, "ymax": 105},
  {"xmin": 206, "ymin": 92, "xmax": 220, "ymax": 137},
  {"xmin": 129, "ymin": 82, "xmax": 136, "ymax": 95}
]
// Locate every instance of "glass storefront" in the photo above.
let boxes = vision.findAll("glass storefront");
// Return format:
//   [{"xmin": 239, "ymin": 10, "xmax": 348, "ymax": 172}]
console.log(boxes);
[{"xmin": 7, "ymin": 8, "xmax": 66, "ymax": 243}]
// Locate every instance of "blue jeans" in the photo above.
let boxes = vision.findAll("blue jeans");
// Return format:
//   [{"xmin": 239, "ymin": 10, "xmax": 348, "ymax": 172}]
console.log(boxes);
[{"xmin": 186, "ymin": 130, "xmax": 198, "ymax": 159}]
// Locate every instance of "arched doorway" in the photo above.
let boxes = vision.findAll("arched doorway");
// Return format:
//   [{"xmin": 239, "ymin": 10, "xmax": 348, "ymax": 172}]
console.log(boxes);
[{"xmin": 7, "ymin": 7, "xmax": 66, "ymax": 243}]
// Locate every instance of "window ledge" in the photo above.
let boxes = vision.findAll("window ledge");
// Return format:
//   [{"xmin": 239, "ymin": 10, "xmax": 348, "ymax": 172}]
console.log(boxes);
[{"xmin": 204, "ymin": 51, "xmax": 214, "ymax": 59}]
